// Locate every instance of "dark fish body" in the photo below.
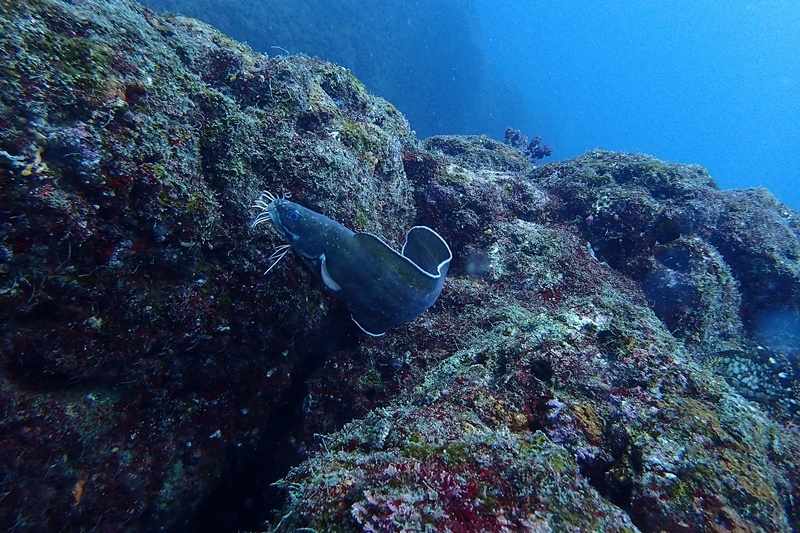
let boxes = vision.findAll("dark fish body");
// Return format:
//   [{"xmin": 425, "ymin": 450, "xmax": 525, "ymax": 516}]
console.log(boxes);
[{"xmin": 258, "ymin": 197, "xmax": 452, "ymax": 336}]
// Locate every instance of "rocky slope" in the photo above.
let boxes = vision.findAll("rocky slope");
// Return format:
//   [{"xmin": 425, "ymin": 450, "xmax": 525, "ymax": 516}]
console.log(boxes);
[{"xmin": 1, "ymin": 0, "xmax": 798, "ymax": 531}]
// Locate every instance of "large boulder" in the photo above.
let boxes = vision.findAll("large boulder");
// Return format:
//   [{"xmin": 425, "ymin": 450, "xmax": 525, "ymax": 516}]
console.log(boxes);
[
  {"xmin": 1, "ymin": 0, "xmax": 414, "ymax": 528},
  {"xmin": 1, "ymin": 0, "xmax": 798, "ymax": 531}
]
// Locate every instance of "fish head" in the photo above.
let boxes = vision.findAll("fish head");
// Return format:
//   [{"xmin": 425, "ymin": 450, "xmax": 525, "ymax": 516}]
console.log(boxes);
[{"xmin": 267, "ymin": 198, "xmax": 329, "ymax": 259}]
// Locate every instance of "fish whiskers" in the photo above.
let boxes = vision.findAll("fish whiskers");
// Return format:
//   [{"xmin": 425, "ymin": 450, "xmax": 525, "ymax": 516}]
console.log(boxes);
[
  {"xmin": 251, "ymin": 190, "xmax": 277, "ymax": 228},
  {"xmin": 251, "ymin": 190, "xmax": 292, "ymax": 228},
  {"xmin": 263, "ymin": 243, "xmax": 291, "ymax": 274},
  {"xmin": 251, "ymin": 190, "xmax": 293, "ymax": 274}
]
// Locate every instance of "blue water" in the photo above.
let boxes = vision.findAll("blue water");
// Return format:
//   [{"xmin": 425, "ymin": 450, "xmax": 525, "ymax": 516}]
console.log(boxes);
[
  {"xmin": 138, "ymin": 0, "xmax": 800, "ymax": 211},
  {"xmin": 472, "ymin": 1, "xmax": 800, "ymax": 211}
]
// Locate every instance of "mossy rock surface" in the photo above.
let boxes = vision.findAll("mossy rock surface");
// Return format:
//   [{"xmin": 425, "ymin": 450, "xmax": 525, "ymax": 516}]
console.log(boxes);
[{"xmin": 1, "ymin": 0, "xmax": 799, "ymax": 532}]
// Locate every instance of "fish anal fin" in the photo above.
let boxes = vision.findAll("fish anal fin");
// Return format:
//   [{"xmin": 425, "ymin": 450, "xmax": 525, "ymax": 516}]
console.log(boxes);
[{"xmin": 350, "ymin": 312, "xmax": 390, "ymax": 337}]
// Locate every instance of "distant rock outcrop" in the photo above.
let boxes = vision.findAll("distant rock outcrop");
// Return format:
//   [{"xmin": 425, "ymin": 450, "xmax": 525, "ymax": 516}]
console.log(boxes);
[
  {"xmin": 137, "ymin": 0, "xmax": 510, "ymax": 138},
  {"xmin": 1, "ymin": 0, "xmax": 798, "ymax": 531}
]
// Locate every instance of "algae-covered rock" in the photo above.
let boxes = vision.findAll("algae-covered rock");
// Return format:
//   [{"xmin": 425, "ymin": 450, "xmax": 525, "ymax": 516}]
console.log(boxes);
[
  {"xmin": 271, "ymin": 141, "xmax": 800, "ymax": 532},
  {"xmin": 1, "ymin": 0, "xmax": 415, "ymax": 529},
  {"xmin": 533, "ymin": 150, "xmax": 800, "ymax": 353},
  {"xmin": 1, "ymin": 0, "xmax": 799, "ymax": 531}
]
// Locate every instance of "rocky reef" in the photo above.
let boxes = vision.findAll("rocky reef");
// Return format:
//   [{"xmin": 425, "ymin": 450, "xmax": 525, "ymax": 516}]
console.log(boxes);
[{"xmin": 1, "ymin": 0, "xmax": 798, "ymax": 531}]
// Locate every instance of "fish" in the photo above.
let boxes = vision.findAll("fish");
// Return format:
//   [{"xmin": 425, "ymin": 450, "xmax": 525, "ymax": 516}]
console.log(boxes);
[{"xmin": 252, "ymin": 192, "xmax": 452, "ymax": 336}]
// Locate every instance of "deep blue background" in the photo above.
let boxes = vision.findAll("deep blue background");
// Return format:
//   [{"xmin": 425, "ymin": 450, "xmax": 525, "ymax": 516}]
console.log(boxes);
[{"xmin": 472, "ymin": 1, "xmax": 800, "ymax": 210}]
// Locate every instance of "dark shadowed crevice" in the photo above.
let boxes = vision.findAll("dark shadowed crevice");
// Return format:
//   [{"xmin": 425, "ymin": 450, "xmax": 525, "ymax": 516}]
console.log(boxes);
[{"xmin": 170, "ymin": 314, "xmax": 360, "ymax": 532}]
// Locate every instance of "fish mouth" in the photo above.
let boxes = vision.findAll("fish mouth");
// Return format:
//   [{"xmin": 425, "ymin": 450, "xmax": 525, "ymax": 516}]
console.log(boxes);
[{"xmin": 266, "ymin": 200, "xmax": 288, "ymax": 239}]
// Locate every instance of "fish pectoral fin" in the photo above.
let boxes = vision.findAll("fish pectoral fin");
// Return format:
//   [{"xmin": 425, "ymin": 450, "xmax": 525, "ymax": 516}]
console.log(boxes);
[
  {"xmin": 299, "ymin": 253, "xmax": 343, "ymax": 292},
  {"xmin": 319, "ymin": 253, "xmax": 342, "ymax": 291}
]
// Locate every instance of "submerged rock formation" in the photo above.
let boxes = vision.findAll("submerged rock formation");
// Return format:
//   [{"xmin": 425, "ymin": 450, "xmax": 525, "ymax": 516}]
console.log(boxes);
[
  {"xmin": 136, "ymin": 0, "xmax": 495, "ymax": 138},
  {"xmin": 1, "ymin": 0, "xmax": 798, "ymax": 531}
]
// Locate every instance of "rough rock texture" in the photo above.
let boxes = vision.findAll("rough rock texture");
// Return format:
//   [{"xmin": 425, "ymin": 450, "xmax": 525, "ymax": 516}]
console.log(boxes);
[
  {"xmin": 273, "ymin": 142, "xmax": 800, "ymax": 532},
  {"xmin": 1, "ymin": 0, "xmax": 799, "ymax": 532},
  {"xmin": 1, "ymin": 0, "xmax": 414, "ymax": 529},
  {"xmin": 134, "ymin": 0, "xmax": 504, "ymax": 139}
]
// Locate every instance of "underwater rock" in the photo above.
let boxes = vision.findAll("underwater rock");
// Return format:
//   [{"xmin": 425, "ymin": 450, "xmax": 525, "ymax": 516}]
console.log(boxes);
[
  {"xmin": 533, "ymin": 151, "xmax": 800, "ymax": 352},
  {"xmin": 136, "ymin": 0, "xmax": 508, "ymax": 139},
  {"xmin": 707, "ymin": 344, "xmax": 799, "ymax": 420},
  {"xmin": 1, "ymin": 0, "xmax": 415, "ymax": 529},
  {"xmin": 274, "ymin": 141, "xmax": 800, "ymax": 532},
  {"xmin": 1, "ymin": 0, "xmax": 799, "ymax": 532}
]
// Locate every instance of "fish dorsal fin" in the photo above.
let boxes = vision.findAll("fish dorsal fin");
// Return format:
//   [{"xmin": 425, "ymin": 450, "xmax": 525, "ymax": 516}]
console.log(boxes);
[
  {"xmin": 350, "ymin": 232, "xmax": 408, "ymax": 271},
  {"xmin": 327, "ymin": 232, "xmax": 447, "ymax": 335},
  {"xmin": 402, "ymin": 226, "xmax": 452, "ymax": 277},
  {"xmin": 352, "ymin": 232, "xmax": 395, "ymax": 251}
]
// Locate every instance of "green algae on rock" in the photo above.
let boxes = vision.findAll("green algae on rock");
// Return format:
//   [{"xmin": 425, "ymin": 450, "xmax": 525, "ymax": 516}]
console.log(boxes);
[
  {"xmin": 270, "ymin": 140, "xmax": 800, "ymax": 532},
  {"xmin": 1, "ymin": 0, "xmax": 799, "ymax": 531},
  {"xmin": 1, "ymin": 0, "xmax": 417, "ymax": 529}
]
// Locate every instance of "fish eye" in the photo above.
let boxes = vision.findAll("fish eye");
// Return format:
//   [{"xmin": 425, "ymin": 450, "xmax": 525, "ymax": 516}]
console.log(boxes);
[{"xmin": 286, "ymin": 209, "xmax": 300, "ymax": 222}]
